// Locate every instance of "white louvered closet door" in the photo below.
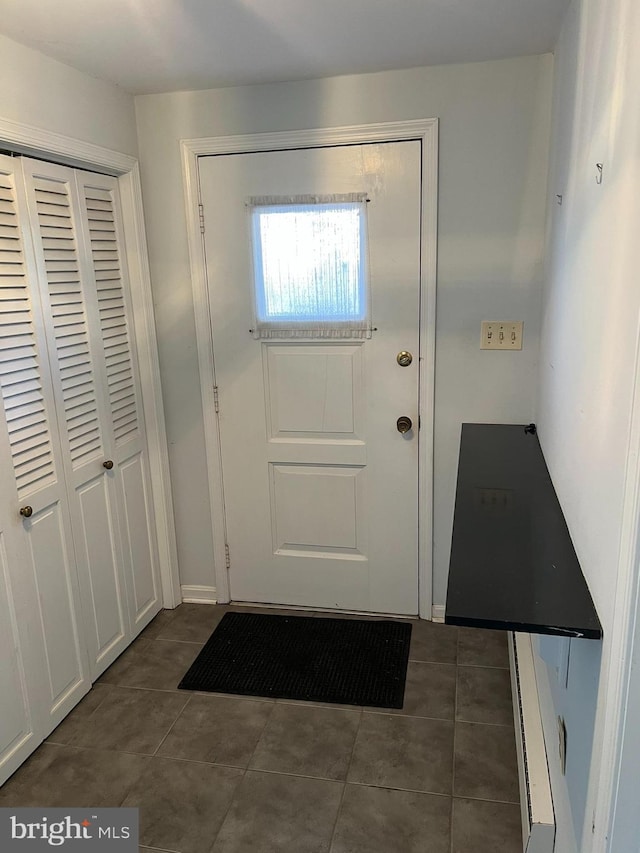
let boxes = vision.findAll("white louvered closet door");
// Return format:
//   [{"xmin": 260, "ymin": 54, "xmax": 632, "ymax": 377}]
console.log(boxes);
[
  {"xmin": 0, "ymin": 154, "xmax": 90, "ymax": 750},
  {"xmin": 0, "ymin": 155, "xmax": 47, "ymax": 782},
  {"xmin": 74, "ymin": 169, "xmax": 161, "ymax": 636},
  {"xmin": 22, "ymin": 158, "xmax": 131, "ymax": 679}
]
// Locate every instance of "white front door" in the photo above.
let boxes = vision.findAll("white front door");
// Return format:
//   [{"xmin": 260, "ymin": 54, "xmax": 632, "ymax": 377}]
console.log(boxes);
[{"xmin": 200, "ymin": 141, "xmax": 421, "ymax": 614}]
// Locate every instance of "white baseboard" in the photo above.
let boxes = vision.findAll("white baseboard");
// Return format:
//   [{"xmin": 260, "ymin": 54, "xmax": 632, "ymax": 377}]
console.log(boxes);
[
  {"xmin": 180, "ymin": 585, "xmax": 217, "ymax": 604},
  {"xmin": 431, "ymin": 605, "xmax": 446, "ymax": 623},
  {"xmin": 531, "ymin": 635, "xmax": 579, "ymax": 853},
  {"xmin": 509, "ymin": 632, "xmax": 556, "ymax": 853}
]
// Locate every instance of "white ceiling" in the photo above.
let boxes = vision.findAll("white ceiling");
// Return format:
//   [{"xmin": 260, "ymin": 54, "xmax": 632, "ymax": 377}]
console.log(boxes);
[{"xmin": 0, "ymin": 0, "xmax": 568, "ymax": 95}]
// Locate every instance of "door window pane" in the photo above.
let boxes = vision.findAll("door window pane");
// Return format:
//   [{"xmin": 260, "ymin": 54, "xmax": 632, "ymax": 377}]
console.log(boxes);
[{"xmin": 251, "ymin": 200, "xmax": 369, "ymax": 338}]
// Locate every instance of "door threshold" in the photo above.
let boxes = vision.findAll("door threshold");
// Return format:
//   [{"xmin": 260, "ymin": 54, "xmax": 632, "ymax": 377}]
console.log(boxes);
[{"xmin": 229, "ymin": 600, "xmax": 419, "ymax": 620}]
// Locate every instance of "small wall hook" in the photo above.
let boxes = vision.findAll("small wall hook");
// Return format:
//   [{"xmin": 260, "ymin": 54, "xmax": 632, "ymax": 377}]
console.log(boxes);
[{"xmin": 595, "ymin": 163, "xmax": 603, "ymax": 185}]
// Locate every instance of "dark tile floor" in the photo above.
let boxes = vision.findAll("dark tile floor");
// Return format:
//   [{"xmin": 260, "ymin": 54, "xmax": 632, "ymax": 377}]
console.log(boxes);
[{"xmin": 0, "ymin": 604, "xmax": 522, "ymax": 853}]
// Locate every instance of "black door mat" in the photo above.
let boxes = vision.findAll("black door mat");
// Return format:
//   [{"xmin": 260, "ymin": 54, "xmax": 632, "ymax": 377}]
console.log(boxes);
[{"xmin": 178, "ymin": 611, "xmax": 412, "ymax": 709}]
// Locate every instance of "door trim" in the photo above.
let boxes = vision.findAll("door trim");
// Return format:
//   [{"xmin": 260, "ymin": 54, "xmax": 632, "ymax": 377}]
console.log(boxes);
[
  {"xmin": 0, "ymin": 115, "xmax": 181, "ymax": 609},
  {"xmin": 182, "ymin": 119, "xmax": 438, "ymax": 618}
]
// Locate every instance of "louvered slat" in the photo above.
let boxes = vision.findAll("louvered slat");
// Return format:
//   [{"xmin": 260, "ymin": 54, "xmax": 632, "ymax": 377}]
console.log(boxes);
[
  {"xmin": 34, "ymin": 177, "xmax": 103, "ymax": 468},
  {"xmin": 4, "ymin": 390, "xmax": 43, "ymax": 415},
  {"xmin": 0, "ymin": 171, "xmax": 56, "ymax": 498},
  {"xmin": 84, "ymin": 184, "xmax": 139, "ymax": 444}
]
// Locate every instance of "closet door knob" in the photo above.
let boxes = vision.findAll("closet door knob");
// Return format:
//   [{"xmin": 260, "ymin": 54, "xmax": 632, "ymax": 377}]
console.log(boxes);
[
  {"xmin": 103, "ymin": 460, "xmax": 114, "ymax": 470},
  {"xmin": 20, "ymin": 506, "xmax": 33, "ymax": 518}
]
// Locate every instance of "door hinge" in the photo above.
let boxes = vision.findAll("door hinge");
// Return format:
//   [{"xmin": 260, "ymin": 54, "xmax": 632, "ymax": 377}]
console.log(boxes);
[
  {"xmin": 198, "ymin": 203, "xmax": 205, "ymax": 234},
  {"xmin": 213, "ymin": 385, "xmax": 219, "ymax": 413},
  {"xmin": 225, "ymin": 543, "xmax": 231, "ymax": 570}
]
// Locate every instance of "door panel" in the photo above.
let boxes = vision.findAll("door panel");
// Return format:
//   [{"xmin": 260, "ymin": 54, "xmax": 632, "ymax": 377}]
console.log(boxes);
[
  {"xmin": 26, "ymin": 499, "xmax": 86, "ymax": 710},
  {"xmin": 74, "ymin": 170, "xmax": 162, "ymax": 632},
  {"xmin": 270, "ymin": 464, "xmax": 367, "ymax": 558},
  {"xmin": 200, "ymin": 142, "xmax": 421, "ymax": 613},
  {"xmin": 0, "ymin": 527, "xmax": 40, "ymax": 783},
  {"xmin": 119, "ymin": 450, "xmax": 157, "ymax": 619},
  {"xmin": 0, "ymin": 163, "xmax": 41, "ymax": 774},
  {"xmin": 0, "ymin": 156, "xmax": 90, "ymax": 745},
  {"xmin": 265, "ymin": 344, "xmax": 363, "ymax": 438},
  {"xmin": 0, "ymin": 537, "xmax": 31, "ymax": 758},
  {"xmin": 79, "ymin": 178, "xmax": 140, "ymax": 447},
  {"xmin": 75, "ymin": 474, "xmax": 126, "ymax": 660},
  {"xmin": 22, "ymin": 160, "xmax": 129, "ymax": 677}
]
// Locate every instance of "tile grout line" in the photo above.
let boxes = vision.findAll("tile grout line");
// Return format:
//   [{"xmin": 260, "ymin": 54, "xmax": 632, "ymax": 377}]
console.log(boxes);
[
  {"xmin": 449, "ymin": 793, "xmax": 454, "ymax": 853},
  {"xmin": 151, "ymin": 693, "xmax": 193, "ymax": 757},
  {"xmin": 151, "ymin": 637, "xmax": 207, "ymax": 648},
  {"xmin": 245, "ymin": 765, "xmax": 457, "ymax": 799},
  {"xmin": 47, "ymin": 682, "xmax": 114, "ymax": 748},
  {"xmin": 340, "ymin": 779, "xmax": 457, "ymax": 800},
  {"xmin": 116, "ymin": 753, "xmax": 154, "ymax": 810},
  {"xmin": 326, "ymin": 710, "xmax": 362, "ymax": 853},
  {"xmin": 453, "ymin": 632, "xmax": 521, "ymax": 809},
  {"xmin": 147, "ymin": 606, "xmax": 181, "ymax": 635},
  {"xmin": 48, "ymin": 743, "xmax": 515, "ymax": 803},
  {"xmin": 94, "ymin": 682, "xmax": 187, "ymax": 695},
  {"xmin": 453, "ymin": 717, "xmax": 515, "ymax": 729},
  {"xmin": 342, "ymin": 708, "xmax": 364, "ymax": 782},
  {"xmin": 451, "ymin": 635, "xmax": 460, "ymax": 853},
  {"xmin": 36, "ymin": 742, "xmax": 479, "ymax": 802},
  {"xmin": 204, "ymin": 766, "xmax": 248, "ymax": 853},
  {"xmin": 240, "ymin": 699, "xmax": 278, "ymax": 773},
  {"xmin": 326, "ymin": 781, "xmax": 348, "ymax": 853},
  {"xmin": 455, "ymin": 658, "xmax": 514, "ymax": 727},
  {"xmin": 138, "ymin": 843, "xmax": 181, "ymax": 853},
  {"xmin": 349, "ymin": 707, "xmax": 455, "ymax": 723},
  {"xmin": 451, "ymin": 792, "xmax": 522, "ymax": 806},
  {"xmin": 97, "ymin": 683, "xmax": 472, "ymax": 724}
]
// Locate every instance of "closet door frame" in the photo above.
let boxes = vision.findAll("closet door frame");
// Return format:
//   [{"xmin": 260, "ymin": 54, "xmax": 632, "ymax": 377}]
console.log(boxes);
[{"xmin": 0, "ymin": 118, "xmax": 181, "ymax": 611}]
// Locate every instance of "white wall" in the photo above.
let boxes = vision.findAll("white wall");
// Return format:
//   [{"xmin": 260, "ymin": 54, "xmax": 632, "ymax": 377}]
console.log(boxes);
[
  {"xmin": 0, "ymin": 32, "xmax": 138, "ymax": 156},
  {"xmin": 535, "ymin": 0, "xmax": 640, "ymax": 848},
  {"xmin": 135, "ymin": 55, "xmax": 553, "ymax": 597}
]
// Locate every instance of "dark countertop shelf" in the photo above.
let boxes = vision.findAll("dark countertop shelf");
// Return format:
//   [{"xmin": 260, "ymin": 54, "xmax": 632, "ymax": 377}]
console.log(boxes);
[{"xmin": 445, "ymin": 423, "xmax": 602, "ymax": 639}]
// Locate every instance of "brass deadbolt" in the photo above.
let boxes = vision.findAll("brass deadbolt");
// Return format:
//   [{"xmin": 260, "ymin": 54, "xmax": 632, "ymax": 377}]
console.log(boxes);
[
  {"xmin": 396, "ymin": 416, "xmax": 413, "ymax": 434},
  {"xmin": 397, "ymin": 351, "xmax": 413, "ymax": 367}
]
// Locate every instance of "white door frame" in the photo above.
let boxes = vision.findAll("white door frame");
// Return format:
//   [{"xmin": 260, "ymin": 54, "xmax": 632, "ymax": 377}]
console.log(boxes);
[
  {"xmin": 0, "ymin": 115, "xmax": 181, "ymax": 609},
  {"xmin": 591, "ymin": 320, "xmax": 640, "ymax": 850},
  {"xmin": 182, "ymin": 119, "xmax": 438, "ymax": 618}
]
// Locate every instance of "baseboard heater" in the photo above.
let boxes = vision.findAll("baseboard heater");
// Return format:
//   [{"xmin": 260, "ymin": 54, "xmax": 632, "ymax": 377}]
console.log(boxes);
[{"xmin": 509, "ymin": 632, "xmax": 556, "ymax": 853}]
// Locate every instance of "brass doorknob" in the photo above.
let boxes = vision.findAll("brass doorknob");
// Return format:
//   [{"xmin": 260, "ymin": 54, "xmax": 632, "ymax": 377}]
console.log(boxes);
[
  {"xmin": 397, "ymin": 351, "xmax": 413, "ymax": 367},
  {"xmin": 20, "ymin": 506, "xmax": 33, "ymax": 518},
  {"xmin": 396, "ymin": 416, "xmax": 412, "ymax": 434},
  {"xmin": 103, "ymin": 460, "xmax": 114, "ymax": 470}
]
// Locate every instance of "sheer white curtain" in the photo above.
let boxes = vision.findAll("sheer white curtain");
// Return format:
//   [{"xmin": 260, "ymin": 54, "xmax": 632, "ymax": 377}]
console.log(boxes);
[{"xmin": 249, "ymin": 194, "xmax": 371, "ymax": 339}]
